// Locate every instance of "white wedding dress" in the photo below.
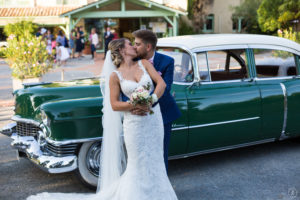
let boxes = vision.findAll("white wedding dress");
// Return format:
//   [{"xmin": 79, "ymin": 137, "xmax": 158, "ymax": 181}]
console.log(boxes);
[{"xmin": 27, "ymin": 60, "xmax": 178, "ymax": 200}]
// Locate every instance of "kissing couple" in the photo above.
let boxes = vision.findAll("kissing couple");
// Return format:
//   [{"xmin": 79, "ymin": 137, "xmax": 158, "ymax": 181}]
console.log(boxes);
[{"xmin": 27, "ymin": 29, "xmax": 181, "ymax": 200}]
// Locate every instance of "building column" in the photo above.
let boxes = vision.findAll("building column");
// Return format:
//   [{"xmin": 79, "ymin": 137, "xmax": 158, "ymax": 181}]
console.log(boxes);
[{"xmin": 173, "ymin": 15, "xmax": 178, "ymax": 36}]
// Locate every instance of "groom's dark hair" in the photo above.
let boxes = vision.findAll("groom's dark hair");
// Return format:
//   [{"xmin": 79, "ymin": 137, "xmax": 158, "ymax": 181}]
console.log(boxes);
[{"xmin": 132, "ymin": 29, "xmax": 157, "ymax": 50}]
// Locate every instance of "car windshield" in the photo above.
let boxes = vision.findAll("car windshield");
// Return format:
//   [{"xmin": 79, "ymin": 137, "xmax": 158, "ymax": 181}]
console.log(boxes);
[{"xmin": 157, "ymin": 47, "xmax": 193, "ymax": 83}]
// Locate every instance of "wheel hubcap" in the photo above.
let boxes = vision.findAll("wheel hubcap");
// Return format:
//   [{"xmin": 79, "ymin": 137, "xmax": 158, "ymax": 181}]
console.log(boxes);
[{"xmin": 86, "ymin": 141, "xmax": 102, "ymax": 177}]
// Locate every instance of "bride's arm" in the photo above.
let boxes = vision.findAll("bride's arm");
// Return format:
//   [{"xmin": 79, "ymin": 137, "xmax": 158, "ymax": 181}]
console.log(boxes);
[
  {"xmin": 109, "ymin": 73, "xmax": 134, "ymax": 111},
  {"xmin": 141, "ymin": 59, "xmax": 166, "ymax": 99}
]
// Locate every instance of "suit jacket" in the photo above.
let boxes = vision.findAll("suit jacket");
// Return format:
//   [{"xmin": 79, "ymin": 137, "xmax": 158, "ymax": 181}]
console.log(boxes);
[
  {"xmin": 122, "ymin": 52, "xmax": 181, "ymax": 124},
  {"xmin": 104, "ymin": 32, "xmax": 114, "ymax": 44}
]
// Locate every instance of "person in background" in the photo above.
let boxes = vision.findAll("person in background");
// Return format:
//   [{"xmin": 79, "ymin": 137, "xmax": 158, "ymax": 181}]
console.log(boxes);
[
  {"xmin": 103, "ymin": 26, "xmax": 114, "ymax": 59},
  {"xmin": 90, "ymin": 28, "xmax": 99, "ymax": 60},
  {"xmin": 75, "ymin": 27, "xmax": 83, "ymax": 58},
  {"xmin": 79, "ymin": 26, "xmax": 85, "ymax": 57},
  {"xmin": 40, "ymin": 28, "xmax": 47, "ymax": 40},
  {"xmin": 111, "ymin": 29, "xmax": 119, "ymax": 40},
  {"xmin": 69, "ymin": 29, "xmax": 76, "ymax": 59},
  {"xmin": 56, "ymin": 42, "xmax": 70, "ymax": 66},
  {"xmin": 51, "ymin": 37, "xmax": 57, "ymax": 61},
  {"xmin": 56, "ymin": 30, "xmax": 66, "ymax": 48},
  {"xmin": 36, "ymin": 28, "xmax": 42, "ymax": 37},
  {"xmin": 46, "ymin": 30, "xmax": 53, "ymax": 55}
]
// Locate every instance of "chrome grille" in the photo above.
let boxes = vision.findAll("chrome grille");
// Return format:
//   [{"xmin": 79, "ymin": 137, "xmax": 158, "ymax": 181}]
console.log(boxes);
[
  {"xmin": 46, "ymin": 143, "xmax": 79, "ymax": 157},
  {"xmin": 16, "ymin": 122, "xmax": 40, "ymax": 137}
]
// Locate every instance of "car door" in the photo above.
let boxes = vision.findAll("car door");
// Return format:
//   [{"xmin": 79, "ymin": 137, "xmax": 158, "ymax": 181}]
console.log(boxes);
[
  {"xmin": 249, "ymin": 45, "xmax": 300, "ymax": 139},
  {"xmin": 186, "ymin": 47, "xmax": 262, "ymax": 153},
  {"xmin": 157, "ymin": 47, "xmax": 190, "ymax": 157}
]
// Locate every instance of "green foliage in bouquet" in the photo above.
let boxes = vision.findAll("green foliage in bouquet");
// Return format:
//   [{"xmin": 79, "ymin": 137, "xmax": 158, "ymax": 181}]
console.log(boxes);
[{"xmin": 3, "ymin": 20, "xmax": 54, "ymax": 79}]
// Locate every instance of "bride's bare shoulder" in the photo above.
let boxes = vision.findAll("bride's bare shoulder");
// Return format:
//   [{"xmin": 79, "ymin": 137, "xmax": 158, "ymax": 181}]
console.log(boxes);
[{"xmin": 109, "ymin": 71, "xmax": 120, "ymax": 83}]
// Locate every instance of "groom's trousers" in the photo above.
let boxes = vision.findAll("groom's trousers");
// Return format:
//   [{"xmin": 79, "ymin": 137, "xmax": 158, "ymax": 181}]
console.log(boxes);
[{"xmin": 163, "ymin": 122, "xmax": 172, "ymax": 174}]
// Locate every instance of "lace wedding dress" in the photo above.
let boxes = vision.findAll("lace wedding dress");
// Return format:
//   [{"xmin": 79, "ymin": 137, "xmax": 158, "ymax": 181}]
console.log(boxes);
[{"xmin": 27, "ymin": 60, "xmax": 178, "ymax": 200}]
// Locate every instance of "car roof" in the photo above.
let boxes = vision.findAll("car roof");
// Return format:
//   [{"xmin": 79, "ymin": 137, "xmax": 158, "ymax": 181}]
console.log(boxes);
[{"xmin": 157, "ymin": 34, "xmax": 300, "ymax": 53}]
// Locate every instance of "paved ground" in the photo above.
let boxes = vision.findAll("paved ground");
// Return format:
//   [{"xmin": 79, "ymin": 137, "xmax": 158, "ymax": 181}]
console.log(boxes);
[{"xmin": 1, "ymin": 54, "xmax": 300, "ymax": 200}]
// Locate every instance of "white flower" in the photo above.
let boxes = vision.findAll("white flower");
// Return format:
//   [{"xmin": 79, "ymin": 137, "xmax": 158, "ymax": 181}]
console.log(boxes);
[
  {"xmin": 132, "ymin": 93, "xmax": 138, "ymax": 99},
  {"xmin": 141, "ymin": 91, "xmax": 149, "ymax": 98},
  {"xmin": 8, "ymin": 34, "xmax": 15, "ymax": 40},
  {"xmin": 33, "ymin": 64, "xmax": 36, "ymax": 67}
]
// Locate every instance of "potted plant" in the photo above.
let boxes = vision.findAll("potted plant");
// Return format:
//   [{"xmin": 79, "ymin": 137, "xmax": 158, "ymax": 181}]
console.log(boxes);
[
  {"xmin": 82, "ymin": 33, "xmax": 91, "ymax": 55},
  {"xmin": 3, "ymin": 21, "xmax": 54, "ymax": 91}
]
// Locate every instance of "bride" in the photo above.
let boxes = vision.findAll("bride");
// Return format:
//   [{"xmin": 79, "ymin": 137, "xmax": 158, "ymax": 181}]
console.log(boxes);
[{"xmin": 27, "ymin": 38, "xmax": 178, "ymax": 200}]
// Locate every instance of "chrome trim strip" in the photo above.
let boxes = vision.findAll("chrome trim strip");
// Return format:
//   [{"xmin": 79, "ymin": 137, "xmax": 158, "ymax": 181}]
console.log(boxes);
[
  {"xmin": 11, "ymin": 115, "xmax": 40, "ymax": 127},
  {"xmin": 201, "ymin": 79, "xmax": 245, "ymax": 84},
  {"xmin": 46, "ymin": 136, "xmax": 103, "ymax": 146},
  {"xmin": 169, "ymin": 138, "xmax": 276, "ymax": 160},
  {"xmin": 280, "ymin": 83, "xmax": 288, "ymax": 138},
  {"xmin": 172, "ymin": 117, "xmax": 260, "ymax": 131},
  {"xmin": 172, "ymin": 126, "xmax": 188, "ymax": 131},
  {"xmin": 255, "ymin": 77, "xmax": 294, "ymax": 81},
  {"xmin": 173, "ymin": 81, "xmax": 194, "ymax": 86},
  {"xmin": 189, "ymin": 117, "xmax": 260, "ymax": 129}
]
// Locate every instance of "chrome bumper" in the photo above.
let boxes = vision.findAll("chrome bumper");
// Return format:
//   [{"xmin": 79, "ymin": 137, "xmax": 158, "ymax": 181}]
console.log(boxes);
[{"xmin": 0, "ymin": 122, "xmax": 78, "ymax": 173}]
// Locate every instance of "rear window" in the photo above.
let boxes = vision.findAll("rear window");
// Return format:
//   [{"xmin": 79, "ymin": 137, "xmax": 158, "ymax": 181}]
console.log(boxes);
[
  {"xmin": 157, "ymin": 47, "xmax": 193, "ymax": 83},
  {"xmin": 253, "ymin": 49, "xmax": 297, "ymax": 78}
]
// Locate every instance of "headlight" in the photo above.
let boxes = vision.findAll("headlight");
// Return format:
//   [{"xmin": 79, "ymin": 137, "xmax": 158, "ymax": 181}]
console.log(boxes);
[{"xmin": 41, "ymin": 110, "xmax": 51, "ymax": 127}]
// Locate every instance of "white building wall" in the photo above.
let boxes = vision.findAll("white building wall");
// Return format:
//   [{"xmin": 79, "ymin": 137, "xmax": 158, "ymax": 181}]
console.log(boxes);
[{"xmin": 212, "ymin": 0, "xmax": 242, "ymax": 33}]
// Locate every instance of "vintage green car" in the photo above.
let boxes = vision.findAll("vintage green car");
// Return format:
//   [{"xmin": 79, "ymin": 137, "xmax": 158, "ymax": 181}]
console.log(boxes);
[{"xmin": 1, "ymin": 34, "xmax": 300, "ymax": 188}]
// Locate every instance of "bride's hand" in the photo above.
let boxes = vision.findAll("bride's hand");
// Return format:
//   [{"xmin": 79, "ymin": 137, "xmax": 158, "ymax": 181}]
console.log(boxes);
[{"xmin": 131, "ymin": 104, "xmax": 151, "ymax": 116}]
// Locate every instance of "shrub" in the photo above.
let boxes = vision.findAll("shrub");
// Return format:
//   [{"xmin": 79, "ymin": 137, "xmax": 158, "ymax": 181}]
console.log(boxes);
[{"xmin": 3, "ymin": 20, "xmax": 54, "ymax": 79}]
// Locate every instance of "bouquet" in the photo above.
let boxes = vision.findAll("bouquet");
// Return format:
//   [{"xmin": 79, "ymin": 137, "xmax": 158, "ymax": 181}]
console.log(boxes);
[{"xmin": 130, "ymin": 82, "xmax": 154, "ymax": 114}]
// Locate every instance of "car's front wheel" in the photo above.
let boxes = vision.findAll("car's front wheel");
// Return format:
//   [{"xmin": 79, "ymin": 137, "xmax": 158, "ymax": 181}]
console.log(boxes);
[{"xmin": 76, "ymin": 141, "xmax": 102, "ymax": 189}]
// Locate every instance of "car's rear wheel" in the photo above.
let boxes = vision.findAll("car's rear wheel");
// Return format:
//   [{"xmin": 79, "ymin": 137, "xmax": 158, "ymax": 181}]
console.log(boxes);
[{"xmin": 76, "ymin": 141, "xmax": 102, "ymax": 189}]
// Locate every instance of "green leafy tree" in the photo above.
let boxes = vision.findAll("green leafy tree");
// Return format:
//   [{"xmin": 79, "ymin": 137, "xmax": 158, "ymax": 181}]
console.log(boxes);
[
  {"xmin": 231, "ymin": 0, "xmax": 263, "ymax": 33},
  {"xmin": 187, "ymin": 0, "xmax": 211, "ymax": 33},
  {"xmin": 257, "ymin": 0, "xmax": 300, "ymax": 32},
  {"xmin": 4, "ymin": 20, "xmax": 38, "ymax": 38},
  {"xmin": 278, "ymin": 0, "xmax": 300, "ymax": 29},
  {"xmin": 3, "ymin": 20, "xmax": 54, "ymax": 79}
]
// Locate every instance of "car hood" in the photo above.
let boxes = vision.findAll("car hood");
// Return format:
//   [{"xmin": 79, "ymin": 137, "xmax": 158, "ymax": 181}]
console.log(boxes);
[{"xmin": 14, "ymin": 78, "xmax": 103, "ymax": 120}]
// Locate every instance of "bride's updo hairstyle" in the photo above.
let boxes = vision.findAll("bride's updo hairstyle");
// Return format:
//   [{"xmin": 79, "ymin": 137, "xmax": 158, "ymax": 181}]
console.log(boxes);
[{"xmin": 108, "ymin": 38, "xmax": 126, "ymax": 68}]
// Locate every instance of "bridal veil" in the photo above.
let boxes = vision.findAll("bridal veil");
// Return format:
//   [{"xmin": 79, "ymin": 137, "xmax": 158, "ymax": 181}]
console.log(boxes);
[{"xmin": 98, "ymin": 50, "xmax": 126, "ymax": 193}]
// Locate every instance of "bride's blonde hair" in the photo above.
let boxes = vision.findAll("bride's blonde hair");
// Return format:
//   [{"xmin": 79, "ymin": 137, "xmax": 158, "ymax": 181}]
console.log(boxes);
[{"xmin": 108, "ymin": 38, "xmax": 126, "ymax": 68}]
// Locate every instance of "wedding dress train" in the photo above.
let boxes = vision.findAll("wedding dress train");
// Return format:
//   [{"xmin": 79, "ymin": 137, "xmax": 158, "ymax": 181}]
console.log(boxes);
[{"xmin": 27, "ymin": 60, "xmax": 178, "ymax": 200}]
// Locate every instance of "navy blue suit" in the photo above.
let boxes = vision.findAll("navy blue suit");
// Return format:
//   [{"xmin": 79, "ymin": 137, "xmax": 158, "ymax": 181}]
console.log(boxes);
[{"xmin": 122, "ymin": 52, "xmax": 181, "ymax": 172}]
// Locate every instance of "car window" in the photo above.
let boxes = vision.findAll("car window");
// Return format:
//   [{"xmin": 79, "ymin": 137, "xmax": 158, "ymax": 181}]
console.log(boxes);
[
  {"xmin": 197, "ymin": 53, "xmax": 209, "ymax": 81},
  {"xmin": 253, "ymin": 49, "xmax": 297, "ymax": 78},
  {"xmin": 157, "ymin": 47, "xmax": 194, "ymax": 83},
  {"xmin": 198, "ymin": 49, "xmax": 248, "ymax": 82}
]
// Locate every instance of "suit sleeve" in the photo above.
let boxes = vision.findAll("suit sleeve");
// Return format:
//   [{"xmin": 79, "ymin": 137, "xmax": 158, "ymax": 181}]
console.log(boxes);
[{"xmin": 161, "ymin": 58, "xmax": 175, "ymax": 98}]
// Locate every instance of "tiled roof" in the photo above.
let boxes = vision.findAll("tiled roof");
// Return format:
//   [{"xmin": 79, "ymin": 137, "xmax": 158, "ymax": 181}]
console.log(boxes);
[{"xmin": 0, "ymin": 6, "xmax": 79, "ymax": 17}]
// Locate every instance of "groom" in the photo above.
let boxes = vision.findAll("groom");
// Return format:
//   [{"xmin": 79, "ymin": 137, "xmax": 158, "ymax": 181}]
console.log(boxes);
[{"xmin": 127, "ymin": 29, "xmax": 181, "ymax": 172}]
